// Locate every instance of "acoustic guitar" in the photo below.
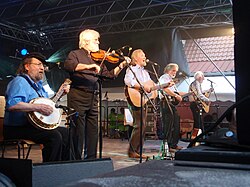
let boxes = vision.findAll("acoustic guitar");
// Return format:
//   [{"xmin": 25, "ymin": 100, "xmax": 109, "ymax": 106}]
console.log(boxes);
[
  {"xmin": 167, "ymin": 91, "xmax": 194, "ymax": 106},
  {"xmin": 196, "ymin": 88, "xmax": 213, "ymax": 113},
  {"xmin": 27, "ymin": 79, "xmax": 72, "ymax": 130},
  {"xmin": 125, "ymin": 80, "xmax": 172, "ymax": 107}
]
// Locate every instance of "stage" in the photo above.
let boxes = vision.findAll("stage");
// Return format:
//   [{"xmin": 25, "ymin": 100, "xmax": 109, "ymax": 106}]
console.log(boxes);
[
  {"xmin": 66, "ymin": 159, "xmax": 250, "ymax": 187},
  {"xmin": 1, "ymin": 137, "xmax": 250, "ymax": 186}
]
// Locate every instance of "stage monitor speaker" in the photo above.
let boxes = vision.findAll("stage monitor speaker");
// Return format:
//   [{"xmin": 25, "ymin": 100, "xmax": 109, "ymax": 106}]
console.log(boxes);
[
  {"xmin": 0, "ymin": 158, "xmax": 32, "ymax": 187},
  {"xmin": 32, "ymin": 158, "xmax": 114, "ymax": 187},
  {"xmin": 0, "ymin": 158, "xmax": 113, "ymax": 187}
]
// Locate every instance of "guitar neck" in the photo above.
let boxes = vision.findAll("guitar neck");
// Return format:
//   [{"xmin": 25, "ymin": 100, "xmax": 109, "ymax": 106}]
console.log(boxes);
[
  {"xmin": 151, "ymin": 83, "xmax": 170, "ymax": 91},
  {"xmin": 182, "ymin": 91, "xmax": 193, "ymax": 98}
]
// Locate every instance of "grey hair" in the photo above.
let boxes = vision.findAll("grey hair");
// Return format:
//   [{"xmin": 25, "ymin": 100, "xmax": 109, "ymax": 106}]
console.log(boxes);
[
  {"xmin": 194, "ymin": 71, "xmax": 204, "ymax": 80},
  {"xmin": 164, "ymin": 63, "xmax": 179, "ymax": 73},
  {"xmin": 79, "ymin": 29, "xmax": 100, "ymax": 49},
  {"xmin": 130, "ymin": 49, "xmax": 144, "ymax": 66}
]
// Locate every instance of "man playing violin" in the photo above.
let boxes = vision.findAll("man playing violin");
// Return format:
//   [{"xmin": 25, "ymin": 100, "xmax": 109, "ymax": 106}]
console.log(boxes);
[
  {"xmin": 64, "ymin": 29, "xmax": 128, "ymax": 160},
  {"xmin": 158, "ymin": 63, "xmax": 183, "ymax": 151}
]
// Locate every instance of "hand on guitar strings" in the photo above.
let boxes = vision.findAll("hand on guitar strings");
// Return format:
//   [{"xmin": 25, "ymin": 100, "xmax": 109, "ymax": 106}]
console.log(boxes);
[{"xmin": 168, "ymin": 80, "xmax": 175, "ymax": 87}]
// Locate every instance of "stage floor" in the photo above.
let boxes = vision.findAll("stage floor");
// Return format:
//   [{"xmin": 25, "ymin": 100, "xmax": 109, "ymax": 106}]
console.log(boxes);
[{"xmin": 1, "ymin": 137, "xmax": 189, "ymax": 170}]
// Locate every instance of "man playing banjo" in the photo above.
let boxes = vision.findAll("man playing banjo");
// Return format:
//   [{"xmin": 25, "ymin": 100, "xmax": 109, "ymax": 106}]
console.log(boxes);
[{"xmin": 4, "ymin": 52, "xmax": 71, "ymax": 162}]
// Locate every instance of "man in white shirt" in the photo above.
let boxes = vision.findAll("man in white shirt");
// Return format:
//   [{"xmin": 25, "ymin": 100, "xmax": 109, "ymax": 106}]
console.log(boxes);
[
  {"xmin": 124, "ymin": 49, "xmax": 155, "ymax": 159},
  {"xmin": 158, "ymin": 63, "xmax": 183, "ymax": 151}
]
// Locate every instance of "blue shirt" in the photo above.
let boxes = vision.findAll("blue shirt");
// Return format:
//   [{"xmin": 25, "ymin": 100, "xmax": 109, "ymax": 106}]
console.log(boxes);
[{"xmin": 4, "ymin": 74, "xmax": 48, "ymax": 126}]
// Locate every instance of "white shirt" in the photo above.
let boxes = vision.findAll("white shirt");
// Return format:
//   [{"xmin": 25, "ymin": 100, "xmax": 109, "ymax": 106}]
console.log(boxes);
[
  {"xmin": 189, "ymin": 80, "xmax": 210, "ymax": 102},
  {"xmin": 158, "ymin": 73, "xmax": 178, "ymax": 99},
  {"xmin": 124, "ymin": 64, "xmax": 151, "ymax": 87}
]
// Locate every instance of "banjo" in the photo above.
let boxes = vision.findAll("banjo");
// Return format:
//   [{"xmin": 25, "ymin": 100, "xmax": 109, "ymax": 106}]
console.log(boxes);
[{"xmin": 27, "ymin": 79, "xmax": 72, "ymax": 130}]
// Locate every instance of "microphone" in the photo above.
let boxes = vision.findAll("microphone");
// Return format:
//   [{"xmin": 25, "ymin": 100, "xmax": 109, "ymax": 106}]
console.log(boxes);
[
  {"xmin": 178, "ymin": 71, "xmax": 188, "ymax": 77},
  {"xmin": 55, "ymin": 104, "xmax": 75, "ymax": 112},
  {"xmin": 112, "ymin": 49, "xmax": 124, "ymax": 56},
  {"xmin": 207, "ymin": 79, "xmax": 215, "ymax": 84},
  {"xmin": 112, "ymin": 45, "xmax": 132, "ymax": 56},
  {"xmin": 121, "ymin": 45, "xmax": 132, "ymax": 51},
  {"xmin": 146, "ymin": 59, "xmax": 159, "ymax": 66}
]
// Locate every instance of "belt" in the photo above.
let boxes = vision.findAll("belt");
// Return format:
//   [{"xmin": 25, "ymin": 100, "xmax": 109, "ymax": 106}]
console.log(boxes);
[{"xmin": 73, "ymin": 87, "xmax": 99, "ymax": 95}]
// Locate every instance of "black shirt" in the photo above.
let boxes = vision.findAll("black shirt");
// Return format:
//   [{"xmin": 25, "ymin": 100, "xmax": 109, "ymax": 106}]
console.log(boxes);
[{"xmin": 64, "ymin": 48, "xmax": 116, "ymax": 91}]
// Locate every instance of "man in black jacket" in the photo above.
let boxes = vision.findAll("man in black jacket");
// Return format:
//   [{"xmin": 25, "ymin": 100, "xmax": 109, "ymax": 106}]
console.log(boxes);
[{"xmin": 64, "ymin": 29, "xmax": 128, "ymax": 159}]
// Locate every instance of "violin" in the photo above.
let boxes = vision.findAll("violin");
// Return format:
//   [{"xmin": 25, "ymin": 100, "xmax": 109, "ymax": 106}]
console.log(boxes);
[{"xmin": 90, "ymin": 49, "xmax": 124, "ymax": 63}]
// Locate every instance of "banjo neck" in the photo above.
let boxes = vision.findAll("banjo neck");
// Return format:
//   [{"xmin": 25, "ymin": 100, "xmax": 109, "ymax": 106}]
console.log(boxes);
[{"xmin": 52, "ymin": 78, "xmax": 72, "ymax": 103}]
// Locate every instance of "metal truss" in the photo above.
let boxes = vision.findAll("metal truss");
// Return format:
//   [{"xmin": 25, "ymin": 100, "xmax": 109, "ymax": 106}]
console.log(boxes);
[
  {"xmin": 0, "ymin": 22, "xmax": 52, "ymax": 49},
  {"xmin": 0, "ymin": 0, "xmax": 233, "ymax": 45}
]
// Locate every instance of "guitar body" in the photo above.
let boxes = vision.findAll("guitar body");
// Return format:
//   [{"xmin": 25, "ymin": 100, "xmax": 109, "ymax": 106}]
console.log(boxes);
[
  {"xmin": 167, "ymin": 92, "xmax": 180, "ymax": 106},
  {"xmin": 28, "ymin": 98, "xmax": 63, "ymax": 130},
  {"xmin": 168, "ymin": 92, "xmax": 193, "ymax": 106},
  {"xmin": 125, "ymin": 80, "xmax": 158, "ymax": 107},
  {"xmin": 199, "ymin": 100, "xmax": 210, "ymax": 113},
  {"xmin": 197, "ymin": 89, "xmax": 212, "ymax": 113}
]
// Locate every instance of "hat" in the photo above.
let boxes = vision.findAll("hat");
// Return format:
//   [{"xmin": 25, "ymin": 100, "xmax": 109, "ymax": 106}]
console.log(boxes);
[{"xmin": 22, "ymin": 52, "xmax": 47, "ymax": 64}]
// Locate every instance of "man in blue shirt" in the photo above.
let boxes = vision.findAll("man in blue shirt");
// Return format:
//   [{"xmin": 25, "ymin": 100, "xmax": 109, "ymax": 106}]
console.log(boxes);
[{"xmin": 4, "ymin": 52, "xmax": 70, "ymax": 162}]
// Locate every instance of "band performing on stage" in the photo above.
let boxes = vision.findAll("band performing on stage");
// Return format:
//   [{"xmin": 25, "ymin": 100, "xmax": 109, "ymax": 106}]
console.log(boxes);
[{"xmin": 2, "ymin": 28, "xmax": 215, "ymax": 162}]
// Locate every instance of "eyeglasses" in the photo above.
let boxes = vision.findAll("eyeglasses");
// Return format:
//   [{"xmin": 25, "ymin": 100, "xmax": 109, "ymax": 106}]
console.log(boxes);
[{"xmin": 29, "ymin": 62, "xmax": 47, "ymax": 68}]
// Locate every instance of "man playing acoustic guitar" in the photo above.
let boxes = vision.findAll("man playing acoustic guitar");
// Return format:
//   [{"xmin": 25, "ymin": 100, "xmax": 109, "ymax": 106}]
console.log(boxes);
[
  {"xmin": 124, "ymin": 49, "xmax": 155, "ymax": 159},
  {"xmin": 189, "ymin": 71, "xmax": 213, "ymax": 139},
  {"xmin": 158, "ymin": 63, "xmax": 184, "ymax": 151},
  {"xmin": 4, "ymin": 52, "xmax": 71, "ymax": 162}
]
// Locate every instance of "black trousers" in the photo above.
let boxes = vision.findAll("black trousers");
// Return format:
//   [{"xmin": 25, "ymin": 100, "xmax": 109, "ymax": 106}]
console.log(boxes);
[
  {"xmin": 160, "ymin": 99, "xmax": 180, "ymax": 148},
  {"xmin": 190, "ymin": 101, "xmax": 202, "ymax": 129},
  {"xmin": 67, "ymin": 88, "xmax": 98, "ymax": 160},
  {"xmin": 3, "ymin": 126, "xmax": 69, "ymax": 162}
]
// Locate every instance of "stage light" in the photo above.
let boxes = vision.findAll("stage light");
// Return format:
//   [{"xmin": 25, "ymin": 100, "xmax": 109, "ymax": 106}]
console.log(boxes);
[{"xmin": 20, "ymin": 48, "xmax": 28, "ymax": 56}]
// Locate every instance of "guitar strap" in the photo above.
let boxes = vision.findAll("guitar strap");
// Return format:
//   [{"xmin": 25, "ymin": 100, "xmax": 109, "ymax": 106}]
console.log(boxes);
[{"xmin": 19, "ymin": 74, "xmax": 43, "ymax": 97}]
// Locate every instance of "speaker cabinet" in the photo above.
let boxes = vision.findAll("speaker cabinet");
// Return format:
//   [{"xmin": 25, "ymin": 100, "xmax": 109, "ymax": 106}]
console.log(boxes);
[
  {"xmin": 0, "ymin": 158, "xmax": 114, "ymax": 187},
  {"xmin": 0, "ymin": 158, "xmax": 32, "ymax": 187}
]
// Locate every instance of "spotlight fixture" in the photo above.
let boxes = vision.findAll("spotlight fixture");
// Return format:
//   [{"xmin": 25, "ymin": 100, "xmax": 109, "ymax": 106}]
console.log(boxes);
[{"xmin": 20, "ymin": 48, "xmax": 28, "ymax": 56}]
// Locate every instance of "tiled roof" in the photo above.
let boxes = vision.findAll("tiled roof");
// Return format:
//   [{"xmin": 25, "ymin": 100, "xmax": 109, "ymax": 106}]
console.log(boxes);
[{"xmin": 184, "ymin": 36, "xmax": 234, "ymax": 75}]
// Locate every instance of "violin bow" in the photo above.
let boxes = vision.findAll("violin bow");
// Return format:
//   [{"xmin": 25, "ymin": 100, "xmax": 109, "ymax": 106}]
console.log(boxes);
[{"xmin": 99, "ymin": 47, "xmax": 111, "ymax": 67}]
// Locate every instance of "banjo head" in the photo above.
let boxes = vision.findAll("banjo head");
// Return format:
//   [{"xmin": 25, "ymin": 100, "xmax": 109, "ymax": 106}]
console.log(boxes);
[{"xmin": 28, "ymin": 98, "xmax": 63, "ymax": 130}]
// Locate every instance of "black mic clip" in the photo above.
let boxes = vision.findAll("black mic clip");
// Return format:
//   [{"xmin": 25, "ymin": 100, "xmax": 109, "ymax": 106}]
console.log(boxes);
[
  {"xmin": 55, "ymin": 104, "xmax": 76, "ymax": 113},
  {"xmin": 113, "ymin": 46, "xmax": 133, "ymax": 57},
  {"xmin": 207, "ymin": 79, "xmax": 215, "ymax": 84}
]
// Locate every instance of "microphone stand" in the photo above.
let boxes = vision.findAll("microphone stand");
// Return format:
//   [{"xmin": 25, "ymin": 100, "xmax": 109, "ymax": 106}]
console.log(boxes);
[
  {"xmin": 208, "ymin": 81, "xmax": 219, "ymax": 125},
  {"xmin": 151, "ymin": 65, "xmax": 174, "ymax": 160},
  {"xmin": 63, "ymin": 107, "xmax": 78, "ymax": 160},
  {"xmin": 125, "ymin": 61, "xmax": 157, "ymax": 163}
]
